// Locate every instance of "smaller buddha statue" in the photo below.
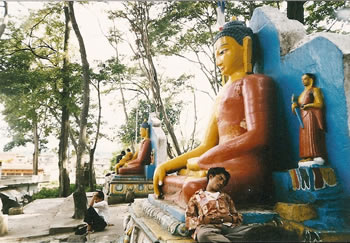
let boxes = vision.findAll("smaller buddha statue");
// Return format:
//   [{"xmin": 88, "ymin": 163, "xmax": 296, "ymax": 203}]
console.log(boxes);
[
  {"xmin": 115, "ymin": 148, "xmax": 133, "ymax": 173},
  {"xmin": 118, "ymin": 120, "xmax": 152, "ymax": 175},
  {"xmin": 291, "ymin": 73, "xmax": 326, "ymax": 164}
]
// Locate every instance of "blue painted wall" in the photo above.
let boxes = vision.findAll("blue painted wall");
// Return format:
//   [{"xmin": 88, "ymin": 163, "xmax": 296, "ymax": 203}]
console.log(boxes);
[{"xmin": 250, "ymin": 9, "xmax": 350, "ymax": 196}]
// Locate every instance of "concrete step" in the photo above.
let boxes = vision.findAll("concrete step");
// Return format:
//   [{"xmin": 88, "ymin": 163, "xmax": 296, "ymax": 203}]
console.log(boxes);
[{"xmin": 49, "ymin": 194, "xmax": 83, "ymax": 234}]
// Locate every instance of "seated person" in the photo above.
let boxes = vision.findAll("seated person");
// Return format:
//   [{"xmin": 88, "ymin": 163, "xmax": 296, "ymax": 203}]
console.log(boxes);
[
  {"xmin": 154, "ymin": 19, "xmax": 275, "ymax": 208},
  {"xmin": 118, "ymin": 121, "xmax": 152, "ymax": 175},
  {"xmin": 115, "ymin": 148, "xmax": 133, "ymax": 173},
  {"xmin": 84, "ymin": 191, "xmax": 109, "ymax": 232},
  {"xmin": 186, "ymin": 167, "xmax": 297, "ymax": 242},
  {"xmin": 116, "ymin": 150, "xmax": 126, "ymax": 163},
  {"xmin": 186, "ymin": 167, "xmax": 251, "ymax": 242}
]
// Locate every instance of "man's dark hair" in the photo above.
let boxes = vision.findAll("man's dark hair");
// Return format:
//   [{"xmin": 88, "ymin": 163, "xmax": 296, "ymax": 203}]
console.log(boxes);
[
  {"xmin": 121, "ymin": 150, "xmax": 126, "ymax": 155},
  {"xmin": 207, "ymin": 167, "xmax": 231, "ymax": 186},
  {"xmin": 127, "ymin": 148, "xmax": 131, "ymax": 152},
  {"xmin": 96, "ymin": 190, "xmax": 104, "ymax": 200},
  {"xmin": 304, "ymin": 73, "xmax": 316, "ymax": 83}
]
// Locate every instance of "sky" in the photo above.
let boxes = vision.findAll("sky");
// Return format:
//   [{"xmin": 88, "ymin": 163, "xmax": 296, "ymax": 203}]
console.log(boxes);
[{"xmin": 0, "ymin": 1, "xmax": 214, "ymax": 157}]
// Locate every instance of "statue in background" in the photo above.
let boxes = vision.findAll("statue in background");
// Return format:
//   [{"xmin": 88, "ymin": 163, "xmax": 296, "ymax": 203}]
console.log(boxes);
[
  {"xmin": 115, "ymin": 148, "xmax": 133, "ymax": 173},
  {"xmin": 118, "ymin": 121, "xmax": 152, "ymax": 175},
  {"xmin": 153, "ymin": 19, "xmax": 275, "ymax": 208},
  {"xmin": 292, "ymin": 73, "xmax": 326, "ymax": 163}
]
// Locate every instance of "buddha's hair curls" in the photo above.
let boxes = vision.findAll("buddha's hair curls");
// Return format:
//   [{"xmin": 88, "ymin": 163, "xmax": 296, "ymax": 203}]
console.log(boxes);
[
  {"xmin": 214, "ymin": 20, "xmax": 254, "ymax": 46},
  {"xmin": 141, "ymin": 120, "xmax": 150, "ymax": 129},
  {"xmin": 214, "ymin": 19, "xmax": 259, "ymax": 68}
]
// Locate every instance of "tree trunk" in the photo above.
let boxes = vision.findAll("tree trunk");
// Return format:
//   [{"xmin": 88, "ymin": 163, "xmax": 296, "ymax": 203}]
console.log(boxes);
[
  {"xmin": 287, "ymin": 1, "xmax": 306, "ymax": 24},
  {"xmin": 0, "ymin": 1, "xmax": 8, "ymax": 39},
  {"xmin": 58, "ymin": 4, "xmax": 71, "ymax": 197},
  {"xmin": 68, "ymin": 1, "xmax": 90, "ymax": 219},
  {"xmin": 32, "ymin": 120, "xmax": 39, "ymax": 175},
  {"xmin": 88, "ymin": 80, "xmax": 102, "ymax": 191},
  {"xmin": 88, "ymin": 151, "xmax": 96, "ymax": 190},
  {"xmin": 135, "ymin": 2, "xmax": 182, "ymax": 156},
  {"xmin": 119, "ymin": 79, "xmax": 135, "ymax": 150}
]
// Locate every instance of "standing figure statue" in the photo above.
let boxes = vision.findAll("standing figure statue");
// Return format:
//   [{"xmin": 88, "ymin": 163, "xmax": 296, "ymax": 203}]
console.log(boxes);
[
  {"xmin": 291, "ymin": 73, "xmax": 326, "ymax": 164},
  {"xmin": 153, "ymin": 19, "xmax": 275, "ymax": 208},
  {"xmin": 118, "ymin": 120, "xmax": 152, "ymax": 175}
]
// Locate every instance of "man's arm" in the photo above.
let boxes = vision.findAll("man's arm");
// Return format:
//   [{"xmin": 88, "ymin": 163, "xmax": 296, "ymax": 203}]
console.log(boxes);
[
  {"xmin": 89, "ymin": 193, "xmax": 96, "ymax": 207},
  {"xmin": 227, "ymin": 195, "xmax": 242, "ymax": 224},
  {"xmin": 185, "ymin": 195, "xmax": 204, "ymax": 231}
]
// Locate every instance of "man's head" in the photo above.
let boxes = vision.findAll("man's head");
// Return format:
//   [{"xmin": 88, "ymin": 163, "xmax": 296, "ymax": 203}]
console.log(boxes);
[
  {"xmin": 121, "ymin": 150, "xmax": 126, "ymax": 156},
  {"xmin": 127, "ymin": 148, "xmax": 131, "ymax": 152},
  {"xmin": 95, "ymin": 190, "xmax": 104, "ymax": 202},
  {"xmin": 302, "ymin": 73, "xmax": 315, "ymax": 87},
  {"xmin": 214, "ymin": 19, "xmax": 255, "ymax": 75},
  {"xmin": 206, "ymin": 167, "xmax": 231, "ymax": 192}
]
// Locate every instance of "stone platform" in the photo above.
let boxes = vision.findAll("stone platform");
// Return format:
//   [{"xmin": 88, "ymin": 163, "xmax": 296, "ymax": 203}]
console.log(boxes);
[
  {"xmin": 122, "ymin": 193, "xmax": 350, "ymax": 242},
  {"xmin": 122, "ymin": 195, "xmax": 282, "ymax": 243},
  {"xmin": 123, "ymin": 199, "xmax": 195, "ymax": 243},
  {"xmin": 107, "ymin": 175, "xmax": 154, "ymax": 204}
]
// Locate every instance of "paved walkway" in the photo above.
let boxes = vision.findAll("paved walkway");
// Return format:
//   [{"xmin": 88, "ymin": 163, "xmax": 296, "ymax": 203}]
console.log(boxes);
[{"xmin": 0, "ymin": 193, "xmax": 130, "ymax": 242}]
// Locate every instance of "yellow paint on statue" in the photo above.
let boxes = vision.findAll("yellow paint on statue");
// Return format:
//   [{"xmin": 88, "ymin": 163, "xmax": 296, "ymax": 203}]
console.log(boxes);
[
  {"xmin": 320, "ymin": 168, "xmax": 337, "ymax": 186},
  {"xmin": 275, "ymin": 202, "xmax": 317, "ymax": 222}
]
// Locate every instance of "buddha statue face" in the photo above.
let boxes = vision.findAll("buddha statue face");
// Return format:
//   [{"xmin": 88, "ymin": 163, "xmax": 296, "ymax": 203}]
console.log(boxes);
[
  {"xmin": 140, "ymin": 121, "xmax": 150, "ymax": 139},
  {"xmin": 214, "ymin": 36, "xmax": 244, "ymax": 76},
  {"xmin": 214, "ymin": 20, "xmax": 254, "ymax": 78},
  {"xmin": 140, "ymin": 127, "xmax": 147, "ymax": 138},
  {"xmin": 140, "ymin": 126, "xmax": 150, "ymax": 139}
]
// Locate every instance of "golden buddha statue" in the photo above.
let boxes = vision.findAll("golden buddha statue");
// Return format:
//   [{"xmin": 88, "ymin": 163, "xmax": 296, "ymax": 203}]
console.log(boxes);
[
  {"xmin": 118, "ymin": 120, "xmax": 152, "ymax": 175},
  {"xmin": 153, "ymin": 19, "xmax": 275, "ymax": 208}
]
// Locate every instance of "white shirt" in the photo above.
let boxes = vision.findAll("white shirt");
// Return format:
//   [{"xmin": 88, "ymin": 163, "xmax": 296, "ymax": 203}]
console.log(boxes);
[{"xmin": 93, "ymin": 200, "xmax": 109, "ymax": 224}]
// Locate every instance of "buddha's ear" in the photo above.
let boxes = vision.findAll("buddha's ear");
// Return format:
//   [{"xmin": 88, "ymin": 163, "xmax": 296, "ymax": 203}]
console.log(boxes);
[
  {"xmin": 243, "ymin": 36, "xmax": 252, "ymax": 73},
  {"xmin": 146, "ymin": 128, "xmax": 150, "ymax": 138}
]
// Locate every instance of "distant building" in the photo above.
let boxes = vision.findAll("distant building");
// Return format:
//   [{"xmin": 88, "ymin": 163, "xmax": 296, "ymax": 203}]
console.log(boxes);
[{"xmin": 0, "ymin": 152, "xmax": 110, "ymax": 185}]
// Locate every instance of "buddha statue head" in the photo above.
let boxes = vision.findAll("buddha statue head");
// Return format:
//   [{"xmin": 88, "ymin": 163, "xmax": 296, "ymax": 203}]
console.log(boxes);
[
  {"xmin": 214, "ymin": 19, "xmax": 256, "ymax": 82},
  {"xmin": 140, "ymin": 120, "xmax": 150, "ymax": 139}
]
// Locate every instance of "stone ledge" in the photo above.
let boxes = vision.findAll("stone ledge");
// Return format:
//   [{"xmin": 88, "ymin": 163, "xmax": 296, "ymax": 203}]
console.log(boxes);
[{"xmin": 129, "ymin": 200, "xmax": 195, "ymax": 243}]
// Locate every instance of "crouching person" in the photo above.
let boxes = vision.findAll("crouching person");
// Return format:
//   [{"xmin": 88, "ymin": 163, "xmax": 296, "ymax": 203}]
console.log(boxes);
[
  {"xmin": 84, "ymin": 191, "xmax": 109, "ymax": 232},
  {"xmin": 185, "ymin": 167, "xmax": 255, "ymax": 242}
]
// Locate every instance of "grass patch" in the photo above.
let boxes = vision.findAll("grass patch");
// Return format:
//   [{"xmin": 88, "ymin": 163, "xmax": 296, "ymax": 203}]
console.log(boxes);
[
  {"xmin": 32, "ymin": 184, "xmax": 103, "ymax": 199},
  {"xmin": 32, "ymin": 187, "xmax": 60, "ymax": 199}
]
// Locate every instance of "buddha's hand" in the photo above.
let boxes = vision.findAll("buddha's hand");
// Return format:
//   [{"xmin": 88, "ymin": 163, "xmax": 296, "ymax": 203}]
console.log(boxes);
[
  {"xmin": 187, "ymin": 157, "xmax": 200, "ymax": 171},
  {"xmin": 153, "ymin": 164, "xmax": 166, "ymax": 198},
  {"xmin": 291, "ymin": 103, "xmax": 298, "ymax": 114}
]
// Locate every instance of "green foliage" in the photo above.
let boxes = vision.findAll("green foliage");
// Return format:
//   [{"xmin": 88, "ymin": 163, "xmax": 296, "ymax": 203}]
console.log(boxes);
[
  {"xmin": 0, "ymin": 3, "xmax": 85, "ymax": 154},
  {"xmin": 117, "ymin": 99, "xmax": 150, "ymax": 146},
  {"xmin": 116, "ymin": 94, "xmax": 184, "ymax": 148},
  {"xmin": 32, "ymin": 184, "xmax": 86, "ymax": 199},
  {"xmin": 305, "ymin": 1, "xmax": 347, "ymax": 33},
  {"xmin": 150, "ymin": 2, "xmax": 221, "ymax": 95},
  {"xmin": 32, "ymin": 187, "xmax": 60, "ymax": 199}
]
